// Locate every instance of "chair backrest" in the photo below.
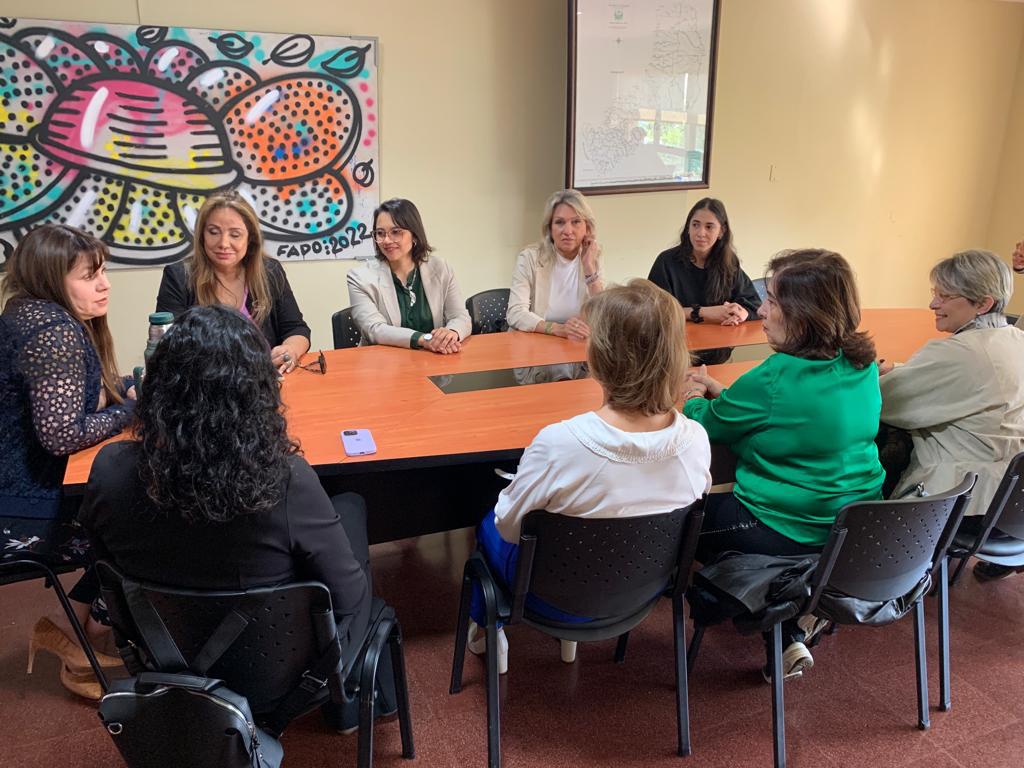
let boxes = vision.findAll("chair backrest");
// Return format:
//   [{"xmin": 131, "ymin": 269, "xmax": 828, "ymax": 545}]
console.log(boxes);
[
  {"xmin": 332, "ymin": 308, "xmax": 362, "ymax": 349},
  {"xmin": 810, "ymin": 474, "xmax": 975, "ymax": 605},
  {"xmin": 512, "ymin": 502, "xmax": 704, "ymax": 621},
  {"xmin": 0, "ymin": 553, "xmax": 81, "ymax": 587},
  {"xmin": 95, "ymin": 561, "xmax": 340, "ymax": 714},
  {"xmin": 751, "ymin": 277, "xmax": 767, "ymax": 302},
  {"xmin": 975, "ymin": 450, "xmax": 1024, "ymax": 540},
  {"xmin": 465, "ymin": 289, "xmax": 510, "ymax": 335}
]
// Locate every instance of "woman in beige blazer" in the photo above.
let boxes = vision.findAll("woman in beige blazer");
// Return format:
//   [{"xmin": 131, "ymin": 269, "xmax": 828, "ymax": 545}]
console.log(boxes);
[
  {"xmin": 880, "ymin": 250, "xmax": 1024, "ymax": 553},
  {"xmin": 347, "ymin": 198, "xmax": 471, "ymax": 352},
  {"xmin": 506, "ymin": 189, "xmax": 605, "ymax": 340}
]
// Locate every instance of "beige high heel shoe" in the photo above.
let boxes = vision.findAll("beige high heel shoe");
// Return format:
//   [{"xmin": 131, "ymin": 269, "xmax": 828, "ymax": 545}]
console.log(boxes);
[
  {"xmin": 58, "ymin": 664, "xmax": 102, "ymax": 701},
  {"xmin": 26, "ymin": 617, "xmax": 122, "ymax": 676}
]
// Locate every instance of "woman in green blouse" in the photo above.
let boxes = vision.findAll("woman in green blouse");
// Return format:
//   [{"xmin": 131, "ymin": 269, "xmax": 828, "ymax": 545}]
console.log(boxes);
[
  {"xmin": 347, "ymin": 198, "xmax": 471, "ymax": 352},
  {"xmin": 684, "ymin": 248, "xmax": 885, "ymax": 680}
]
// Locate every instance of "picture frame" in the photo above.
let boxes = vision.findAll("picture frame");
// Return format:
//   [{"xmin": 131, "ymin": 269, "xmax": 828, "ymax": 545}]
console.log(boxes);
[{"xmin": 566, "ymin": 0, "xmax": 721, "ymax": 195}]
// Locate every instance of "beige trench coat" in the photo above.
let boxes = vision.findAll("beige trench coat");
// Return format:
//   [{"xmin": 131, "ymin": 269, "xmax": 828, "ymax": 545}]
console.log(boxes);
[{"xmin": 880, "ymin": 325, "xmax": 1024, "ymax": 516}]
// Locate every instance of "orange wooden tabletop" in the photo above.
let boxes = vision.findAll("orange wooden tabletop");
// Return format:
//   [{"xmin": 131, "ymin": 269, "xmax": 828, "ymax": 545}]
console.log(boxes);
[{"xmin": 63, "ymin": 308, "xmax": 944, "ymax": 488}]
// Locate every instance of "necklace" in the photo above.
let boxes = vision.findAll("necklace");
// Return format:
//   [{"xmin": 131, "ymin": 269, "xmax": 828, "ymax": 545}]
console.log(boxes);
[{"xmin": 402, "ymin": 267, "xmax": 419, "ymax": 307}]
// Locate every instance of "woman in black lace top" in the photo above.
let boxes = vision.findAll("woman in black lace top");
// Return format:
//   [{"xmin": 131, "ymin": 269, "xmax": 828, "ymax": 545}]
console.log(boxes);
[{"xmin": 0, "ymin": 225, "xmax": 135, "ymax": 697}]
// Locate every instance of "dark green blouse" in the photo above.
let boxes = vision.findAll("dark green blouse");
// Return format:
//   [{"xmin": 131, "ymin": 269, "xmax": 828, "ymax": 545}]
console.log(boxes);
[{"xmin": 392, "ymin": 268, "xmax": 433, "ymax": 348}]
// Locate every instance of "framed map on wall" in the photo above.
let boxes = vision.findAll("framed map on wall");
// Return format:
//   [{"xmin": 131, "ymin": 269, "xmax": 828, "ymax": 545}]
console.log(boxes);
[
  {"xmin": 0, "ymin": 17, "xmax": 379, "ymax": 266},
  {"xmin": 566, "ymin": 0, "xmax": 720, "ymax": 195}
]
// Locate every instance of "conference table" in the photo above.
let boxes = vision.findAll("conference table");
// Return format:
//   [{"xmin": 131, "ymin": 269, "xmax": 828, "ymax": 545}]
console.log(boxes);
[{"xmin": 64, "ymin": 308, "xmax": 944, "ymax": 543}]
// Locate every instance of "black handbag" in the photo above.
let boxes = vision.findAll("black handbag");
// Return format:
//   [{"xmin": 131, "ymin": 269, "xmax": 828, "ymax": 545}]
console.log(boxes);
[{"xmin": 99, "ymin": 672, "xmax": 283, "ymax": 768}]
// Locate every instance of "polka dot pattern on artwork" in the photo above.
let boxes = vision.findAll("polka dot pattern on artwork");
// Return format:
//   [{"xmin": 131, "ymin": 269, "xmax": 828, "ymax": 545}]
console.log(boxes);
[
  {"xmin": 240, "ymin": 171, "xmax": 350, "ymax": 235},
  {"xmin": 223, "ymin": 76, "xmax": 357, "ymax": 183},
  {"xmin": 0, "ymin": 42, "xmax": 58, "ymax": 134}
]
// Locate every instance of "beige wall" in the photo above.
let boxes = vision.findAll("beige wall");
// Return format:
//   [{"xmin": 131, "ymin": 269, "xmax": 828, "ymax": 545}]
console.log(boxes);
[
  {"xmin": 988, "ymin": 11, "xmax": 1024, "ymax": 315},
  {"xmin": 3, "ymin": 0, "xmax": 1024, "ymax": 366}
]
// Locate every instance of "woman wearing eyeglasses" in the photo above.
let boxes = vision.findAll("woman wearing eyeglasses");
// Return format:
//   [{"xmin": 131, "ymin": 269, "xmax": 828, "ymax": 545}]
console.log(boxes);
[
  {"xmin": 879, "ymin": 250, "xmax": 1024, "ymax": 579},
  {"xmin": 156, "ymin": 191, "xmax": 311, "ymax": 375},
  {"xmin": 347, "ymin": 198, "xmax": 471, "ymax": 353}
]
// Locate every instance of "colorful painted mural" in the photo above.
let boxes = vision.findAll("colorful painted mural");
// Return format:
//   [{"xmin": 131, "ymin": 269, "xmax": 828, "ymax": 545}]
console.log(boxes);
[{"xmin": 0, "ymin": 17, "xmax": 379, "ymax": 266}]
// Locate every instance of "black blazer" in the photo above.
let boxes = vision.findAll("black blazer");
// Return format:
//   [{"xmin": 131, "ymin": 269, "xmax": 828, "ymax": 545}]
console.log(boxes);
[
  {"xmin": 79, "ymin": 442, "xmax": 370, "ymax": 639},
  {"xmin": 156, "ymin": 258, "xmax": 311, "ymax": 347}
]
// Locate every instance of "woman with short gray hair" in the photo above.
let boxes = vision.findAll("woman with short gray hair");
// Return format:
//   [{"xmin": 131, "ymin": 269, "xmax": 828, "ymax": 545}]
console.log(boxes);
[
  {"xmin": 929, "ymin": 248, "xmax": 1013, "ymax": 315},
  {"xmin": 880, "ymin": 250, "xmax": 1024, "ymax": 579}
]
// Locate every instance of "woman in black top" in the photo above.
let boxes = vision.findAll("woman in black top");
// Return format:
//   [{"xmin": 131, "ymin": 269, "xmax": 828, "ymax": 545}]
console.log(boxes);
[
  {"xmin": 648, "ymin": 198, "xmax": 761, "ymax": 325},
  {"xmin": 1, "ymin": 224, "xmax": 132, "ymax": 697},
  {"xmin": 80, "ymin": 305, "xmax": 381, "ymax": 726},
  {"xmin": 80, "ymin": 305, "xmax": 369, "ymax": 642},
  {"xmin": 156, "ymin": 191, "xmax": 311, "ymax": 374}
]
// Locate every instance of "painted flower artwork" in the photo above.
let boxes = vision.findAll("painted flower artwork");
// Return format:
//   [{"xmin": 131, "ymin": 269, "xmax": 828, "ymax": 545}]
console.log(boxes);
[{"xmin": 0, "ymin": 17, "xmax": 379, "ymax": 265}]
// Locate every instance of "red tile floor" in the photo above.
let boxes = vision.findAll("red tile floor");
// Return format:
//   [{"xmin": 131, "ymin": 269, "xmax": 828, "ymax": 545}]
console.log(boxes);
[{"xmin": 1, "ymin": 528, "xmax": 1022, "ymax": 767}]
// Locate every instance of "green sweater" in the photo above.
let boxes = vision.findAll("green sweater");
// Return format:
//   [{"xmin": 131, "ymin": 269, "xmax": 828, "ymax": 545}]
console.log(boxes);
[{"xmin": 683, "ymin": 352, "xmax": 885, "ymax": 546}]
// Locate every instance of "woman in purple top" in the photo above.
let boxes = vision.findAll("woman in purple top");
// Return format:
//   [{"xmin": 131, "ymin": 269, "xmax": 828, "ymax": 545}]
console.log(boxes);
[{"xmin": 156, "ymin": 191, "xmax": 311, "ymax": 375}]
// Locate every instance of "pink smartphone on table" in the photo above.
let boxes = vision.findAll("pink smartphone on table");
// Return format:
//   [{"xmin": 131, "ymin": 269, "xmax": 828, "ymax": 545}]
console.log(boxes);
[{"xmin": 341, "ymin": 429, "xmax": 377, "ymax": 456}]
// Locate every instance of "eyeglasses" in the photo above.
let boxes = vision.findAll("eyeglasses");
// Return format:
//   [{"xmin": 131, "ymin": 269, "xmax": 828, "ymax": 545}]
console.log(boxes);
[
  {"xmin": 930, "ymin": 288, "xmax": 964, "ymax": 303},
  {"xmin": 299, "ymin": 350, "xmax": 327, "ymax": 375},
  {"xmin": 372, "ymin": 227, "xmax": 407, "ymax": 242}
]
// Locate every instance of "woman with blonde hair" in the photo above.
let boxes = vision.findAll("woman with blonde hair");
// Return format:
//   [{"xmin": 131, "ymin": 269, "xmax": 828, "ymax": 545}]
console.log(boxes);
[
  {"xmin": 506, "ymin": 189, "xmax": 605, "ymax": 340},
  {"xmin": 1, "ymin": 224, "xmax": 132, "ymax": 698},
  {"xmin": 469, "ymin": 279, "xmax": 712, "ymax": 673},
  {"xmin": 156, "ymin": 191, "xmax": 311, "ymax": 374}
]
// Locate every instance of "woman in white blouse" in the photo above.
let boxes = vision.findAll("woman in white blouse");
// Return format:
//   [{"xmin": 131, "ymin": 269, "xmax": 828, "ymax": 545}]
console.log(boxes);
[
  {"xmin": 469, "ymin": 279, "xmax": 712, "ymax": 673},
  {"xmin": 505, "ymin": 189, "xmax": 605, "ymax": 340}
]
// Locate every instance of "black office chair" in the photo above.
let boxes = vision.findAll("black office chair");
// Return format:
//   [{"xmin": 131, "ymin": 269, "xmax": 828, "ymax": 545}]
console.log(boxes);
[
  {"xmin": 752, "ymin": 277, "xmax": 767, "ymax": 302},
  {"xmin": 465, "ymin": 289, "xmax": 510, "ymax": 335},
  {"xmin": 687, "ymin": 475, "xmax": 973, "ymax": 768},
  {"xmin": 450, "ymin": 502, "xmax": 705, "ymax": 768},
  {"xmin": 0, "ymin": 553, "xmax": 111, "ymax": 690},
  {"xmin": 332, "ymin": 308, "xmax": 362, "ymax": 349},
  {"xmin": 95, "ymin": 561, "xmax": 414, "ymax": 768},
  {"xmin": 947, "ymin": 451, "xmax": 1024, "ymax": 584}
]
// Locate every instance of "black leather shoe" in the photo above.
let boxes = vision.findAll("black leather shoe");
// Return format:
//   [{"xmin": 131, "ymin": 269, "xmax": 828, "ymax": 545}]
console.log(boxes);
[{"xmin": 973, "ymin": 561, "xmax": 1022, "ymax": 581}]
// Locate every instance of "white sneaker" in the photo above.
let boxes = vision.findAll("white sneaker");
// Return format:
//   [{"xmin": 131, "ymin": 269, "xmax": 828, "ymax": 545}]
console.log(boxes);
[
  {"xmin": 797, "ymin": 614, "xmax": 830, "ymax": 645},
  {"xmin": 467, "ymin": 621, "xmax": 508, "ymax": 675},
  {"xmin": 762, "ymin": 641, "xmax": 813, "ymax": 683},
  {"xmin": 560, "ymin": 639, "xmax": 577, "ymax": 663}
]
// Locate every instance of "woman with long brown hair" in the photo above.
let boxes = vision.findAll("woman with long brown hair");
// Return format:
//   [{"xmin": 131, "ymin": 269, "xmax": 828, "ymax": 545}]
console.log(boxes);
[
  {"xmin": 648, "ymin": 197, "xmax": 760, "ymax": 326},
  {"xmin": 0, "ymin": 224, "xmax": 132, "ymax": 698},
  {"xmin": 684, "ymin": 248, "xmax": 884, "ymax": 681},
  {"xmin": 156, "ymin": 191, "xmax": 311, "ymax": 373}
]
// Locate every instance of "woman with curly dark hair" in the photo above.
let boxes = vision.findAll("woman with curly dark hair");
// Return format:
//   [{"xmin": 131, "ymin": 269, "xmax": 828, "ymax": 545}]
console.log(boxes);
[{"xmin": 79, "ymin": 305, "xmax": 378, "ymax": 725}]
